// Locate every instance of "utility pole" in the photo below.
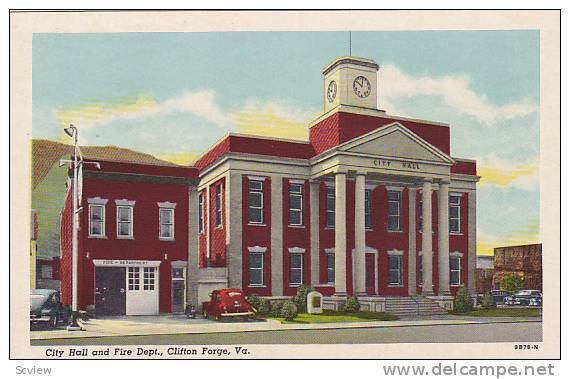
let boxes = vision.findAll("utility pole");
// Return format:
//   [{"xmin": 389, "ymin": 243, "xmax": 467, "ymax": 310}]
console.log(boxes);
[{"xmin": 61, "ymin": 124, "xmax": 99, "ymax": 331}]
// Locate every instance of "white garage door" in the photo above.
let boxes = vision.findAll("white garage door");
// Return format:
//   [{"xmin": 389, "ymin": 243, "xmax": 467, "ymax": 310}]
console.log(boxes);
[{"xmin": 126, "ymin": 266, "xmax": 159, "ymax": 315}]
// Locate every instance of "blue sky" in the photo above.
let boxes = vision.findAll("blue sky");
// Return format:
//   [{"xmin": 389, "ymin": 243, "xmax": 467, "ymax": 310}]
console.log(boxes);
[{"xmin": 32, "ymin": 31, "xmax": 540, "ymax": 255}]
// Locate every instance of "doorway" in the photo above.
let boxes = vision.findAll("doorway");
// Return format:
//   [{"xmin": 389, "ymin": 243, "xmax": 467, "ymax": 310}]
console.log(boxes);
[
  {"xmin": 95, "ymin": 267, "xmax": 126, "ymax": 316},
  {"xmin": 171, "ymin": 267, "xmax": 186, "ymax": 313}
]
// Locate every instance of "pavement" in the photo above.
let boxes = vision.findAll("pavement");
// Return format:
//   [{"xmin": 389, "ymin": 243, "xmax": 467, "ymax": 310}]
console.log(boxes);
[{"xmin": 30, "ymin": 313, "xmax": 542, "ymax": 341}]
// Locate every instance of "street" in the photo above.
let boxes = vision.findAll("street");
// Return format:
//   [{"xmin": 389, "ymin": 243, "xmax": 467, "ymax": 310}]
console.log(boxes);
[{"xmin": 31, "ymin": 321, "xmax": 541, "ymax": 345}]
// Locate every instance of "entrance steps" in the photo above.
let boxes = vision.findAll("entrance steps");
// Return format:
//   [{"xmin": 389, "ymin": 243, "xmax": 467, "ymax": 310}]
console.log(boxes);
[{"xmin": 384, "ymin": 296, "xmax": 448, "ymax": 316}]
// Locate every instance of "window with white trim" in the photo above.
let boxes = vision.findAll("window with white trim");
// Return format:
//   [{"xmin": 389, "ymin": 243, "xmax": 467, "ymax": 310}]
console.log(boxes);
[
  {"xmin": 326, "ymin": 252, "xmax": 335, "ymax": 284},
  {"xmin": 127, "ymin": 267, "xmax": 140, "ymax": 291},
  {"xmin": 450, "ymin": 256, "xmax": 461, "ymax": 285},
  {"xmin": 248, "ymin": 180, "xmax": 264, "ymax": 224},
  {"xmin": 326, "ymin": 186, "xmax": 335, "ymax": 228},
  {"xmin": 290, "ymin": 253, "xmax": 303, "ymax": 285},
  {"xmin": 289, "ymin": 182, "xmax": 304, "ymax": 226},
  {"xmin": 449, "ymin": 194, "xmax": 461, "ymax": 233},
  {"xmin": 143, "ymin": 267, "xmax": 156, "ymax": 290},
  {"xmin": 117, "ymin": 206, "xmax": 133, "ymax": 238},
  {"xmin": 89, "ymin": 204, "xmax": 105, "ymax": 237},
  {"xmin": 364, "ymin": 189, "xmax": 372, "ymax": 229},
  {"xmin": 388, "ymin": 255, "xmax": 402, "ymax": 286},
  {"xmin": 198, "ymin": 193, "xmax": 204, "ymax": 234},
  {"xmin": 248, "ymin": 252, "xmax": 264, "ymax": 286},
  {"xmin": 159, "ymin": 208, "xmax": 174, "ymax": 240},
  {"xmin": 387, "ymin": 190, "xmax": 401, "ymax": 231},
  {"xmin": 215, "ymin": 184, "xmax": 223, "ymax": 228}
]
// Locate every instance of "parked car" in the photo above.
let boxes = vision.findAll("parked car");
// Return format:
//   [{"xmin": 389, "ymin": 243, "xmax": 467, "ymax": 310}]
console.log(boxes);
[
  {"xmin": 504, "ymin": 290, "xmax": 542, "ymax": 306},
  {"xmin": 490, "ymin": 290, "xmax": 509, "ymax": 305},
  {"xmin": 30, "ymin": 289, "xmax": 69, "ymax": 328},
  {"xmin": 202, "ymin": 288, "xmax": 256, "ymax": 321}
]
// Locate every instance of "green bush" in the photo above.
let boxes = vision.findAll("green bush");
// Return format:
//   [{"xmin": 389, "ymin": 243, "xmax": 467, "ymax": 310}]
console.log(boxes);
[
  {"xmin": 481, "ymin": 293, "xmax": 494, "ymax": 309},
  {"xmin": 293, "ymin": 284, "xmax": 313, "ymax": 313},
  {"xmin": 269, "ymin": 301, "xmax": 284, "ymax": 317},
  {"xmin": 342, "ymin": 296, "xmax": 361, "ymax": 312},
  {"xmin": 280, "ymin": 301, "xmax": 298, "ymax": 321},
  {"xmin": 501, "ymin": 275, "xmax": 524, "ymax": 294},
  {"xmin": 246, "ymin": 295, "xmax": 270, "ymax": 316},
  {"xmin": 453, "ymin": 286, "xmax": 473, "ymax": 313}
]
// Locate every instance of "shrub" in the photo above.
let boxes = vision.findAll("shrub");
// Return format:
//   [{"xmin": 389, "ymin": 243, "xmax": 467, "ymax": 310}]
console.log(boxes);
[
  {"xmin": 453, "ymin": 286, "xmax": 473, "ymax": 313},
  {"xmin": 269, "ymin": 301, "xmax": 284, "ymax": 317},
  {"xmin": 293, "ymin": 284, "xmax": 313, "ymax": 313},
  {"xmin": 280, "ymin": 301, "xmax": 298, "ymax": 321},
  {"xmin": 342, "ymin": 296, "xmax": 361, "ymax": 312},
  {"xmin": 246, "ymin": 295, "xmax": 270, "ymax": 316},
  {"xmin": 481, "ymin": 293, "xmax": 494, "ymax": 309},
  {"xmin": 501, "ymin": 274, "xmax": 524, "ymax": 294}
]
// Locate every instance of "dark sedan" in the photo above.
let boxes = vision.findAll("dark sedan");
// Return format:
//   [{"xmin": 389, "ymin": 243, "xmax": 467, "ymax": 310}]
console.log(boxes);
[
  {"xmin": 504, "ymin": 290, "xmax": 542, "ymax": 307},
  {"xmin": 30, "ymin": 289, "xmax": 69, "ymax": 328}
]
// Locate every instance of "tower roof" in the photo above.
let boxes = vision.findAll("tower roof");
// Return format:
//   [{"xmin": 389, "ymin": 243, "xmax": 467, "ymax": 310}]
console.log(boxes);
[{"xmin": 322, "ymin": 56, "xmax": 379, "ymax": 76}]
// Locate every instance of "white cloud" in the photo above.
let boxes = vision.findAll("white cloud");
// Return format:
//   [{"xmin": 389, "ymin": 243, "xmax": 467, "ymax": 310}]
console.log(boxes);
[
  {"xmin": 476, "ymin": 153, "xmax": 539, "ymax": 192},
  {"xmin": 379, "ymin": 64, "xmax": 538, "ymax": 124}
]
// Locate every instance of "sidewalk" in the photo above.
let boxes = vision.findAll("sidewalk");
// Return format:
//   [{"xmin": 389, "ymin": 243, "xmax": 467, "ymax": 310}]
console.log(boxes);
[{"xmin": 30, "ymin": 314, "xmax": 541, "ymax": 341}]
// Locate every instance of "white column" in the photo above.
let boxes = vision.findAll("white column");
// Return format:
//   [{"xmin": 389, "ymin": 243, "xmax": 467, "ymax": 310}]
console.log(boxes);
[
  {"xmin": 226, "ymin": 173, "xmax": 243, "ymax": 289},
  {"xmin": 187, "ymin": 185, "xmax": 199, "ymax": 307},
  {"xmin": 407, "ymin": 187, "xmax": 417, "ymax": 296},
  {"xmin": 467, "ymin": 190, "xmax": 477, "ymax": 294},
  {"xmin": 438, "ymin": 180, "xmax": 451, "ymax": 295},
  {"xmin": 334, "ymin": 171, "xmax": 347, "ymax": 295},
  {"xmin": 270, "ymin": 176, "xmax": 283, "ymax": 296},
  {"xmin": 354, "ymin": 173, "xmax": 366, "ymax": 295},
  {"xmin": 421, "ymin": 178, "xmax": 434, "ymax": 296},
  {"xmin": 309, "ymin": 180, "xmax": 320, "ymax": 286}
]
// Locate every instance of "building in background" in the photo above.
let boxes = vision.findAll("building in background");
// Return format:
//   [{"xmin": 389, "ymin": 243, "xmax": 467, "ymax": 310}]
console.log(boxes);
[
  {"xmin": 493, "ymin": 243, "xmax": 542, "ymax": 291},
  {"xmin": 475, "ymin": 255, "xmax": 494, "ymax": 294}
]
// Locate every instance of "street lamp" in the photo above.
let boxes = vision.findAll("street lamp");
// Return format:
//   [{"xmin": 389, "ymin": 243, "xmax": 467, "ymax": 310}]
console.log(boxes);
[{"xmin": 61, "ymin": 124, "xmax": 99, "ymax": 331}]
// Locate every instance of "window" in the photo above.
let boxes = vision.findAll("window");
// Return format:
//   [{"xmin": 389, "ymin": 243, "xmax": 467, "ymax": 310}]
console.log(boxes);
[
  {"xmin": 40, "ymin": 265, "xmax": 53, "ymax": 279},
  {"xmin": 215, "ymin": 184, "xmax": 223, "ymax": 228},
  {"xmin": 249, "ymin": 252, "xmax": 264, "ymax": 286},
  {"xmin": 388, "ymin": 255, "xmax": 402, "ymax": 286},
  {"xmin": 326, "ymin": 252, "xmax": 335, "ymax": 284},
  {"xmin": 128, "ymin": 267, "xmax": 140, "ymax": 291},
  {"xmin": 364, "ymin": 189, "xmax": 372, "ymax": 229},
  {"xmin": 326, "ymin": 186, "xmax": 335, "ymax": 228},
  {"xmin": 159, "ymin": 208, "xmax": 174, "ymax": 240},
  {"xmin": 143, "ymin": 267, "xmax": 156, "ymax": 290},
  {"xmin": 248, "ymin": 180, "xmax": 264, "ymax": 224},
  {"xmin": 198, "ymin": 193, "xmax": 204, "ymax": 234},
  {"xmin": 89, "ymin": 204, "xmax": 105, "ymax": 237},
  {"xmin": 289, "ymin": 183, "xmax": 303, "ymax": 226},
  {"xmin": 450, "ymin": 256, "xmax": 461, "ymax": 285},
  {"xmin": 290, "ymin": 253, "xmax": 303, "ymax": 285},
  {"xmin": 117, "ymin": 206, "xmax": 133, "ymax": 238},
  {"xmin": 449, "ymin": 194, "xmax": 461, "ymax": 233},
  {"xmin": 387, "ymin": 190, "xmax": 401, "ymax": 231}
]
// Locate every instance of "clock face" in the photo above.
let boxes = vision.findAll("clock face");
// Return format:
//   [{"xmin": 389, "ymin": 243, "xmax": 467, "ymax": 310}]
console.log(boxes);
[
  {"xmin": 353, "ymin": 76, "xmax": 371, "ymax": 98},
  {"xmin": 327, "ymin": 81, "xmax": 337, "ymax": 102}
]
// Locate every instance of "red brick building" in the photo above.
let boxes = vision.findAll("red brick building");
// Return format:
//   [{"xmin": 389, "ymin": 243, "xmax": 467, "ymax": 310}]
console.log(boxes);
[
  {"xmin": 61, "ymin": 56, "xmax": 480, "ymax": 315},
  {"xmin": 493, "ymin": 244, "xmax": 542, "ymax": 291}
]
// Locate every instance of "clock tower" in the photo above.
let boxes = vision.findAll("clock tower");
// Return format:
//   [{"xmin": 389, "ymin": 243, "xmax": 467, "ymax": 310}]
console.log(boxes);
[{"xmin": 322, "ymin": 56, "xmax": 380, "ymax": 113}]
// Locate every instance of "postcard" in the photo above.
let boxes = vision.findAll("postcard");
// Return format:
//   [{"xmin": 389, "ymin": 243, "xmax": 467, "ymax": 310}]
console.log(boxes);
[{"xmin": 9, "ymin": 9, "xmax": 560, "ymax": 360}]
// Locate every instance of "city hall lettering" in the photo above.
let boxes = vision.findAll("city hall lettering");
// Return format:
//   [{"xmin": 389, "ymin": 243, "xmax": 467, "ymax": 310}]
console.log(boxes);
[
  {"xmin": 60, "ymin": 56, "xmax": 479, "ymax": 316},
  {"xmin": 373, "ymin": 159, "xmax": 421, "ymax": 170}
]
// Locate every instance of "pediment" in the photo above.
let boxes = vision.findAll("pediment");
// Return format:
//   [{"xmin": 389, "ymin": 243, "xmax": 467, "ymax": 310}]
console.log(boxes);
[{"xmin": 339, "ymin": 123, "xmax": 454, "ymax": 164}]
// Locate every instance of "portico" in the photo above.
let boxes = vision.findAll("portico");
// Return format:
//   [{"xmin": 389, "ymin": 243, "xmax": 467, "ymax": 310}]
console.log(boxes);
[{"xmin": 310, "ymin": 121, "xmax": 457, "ymax": 298}]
